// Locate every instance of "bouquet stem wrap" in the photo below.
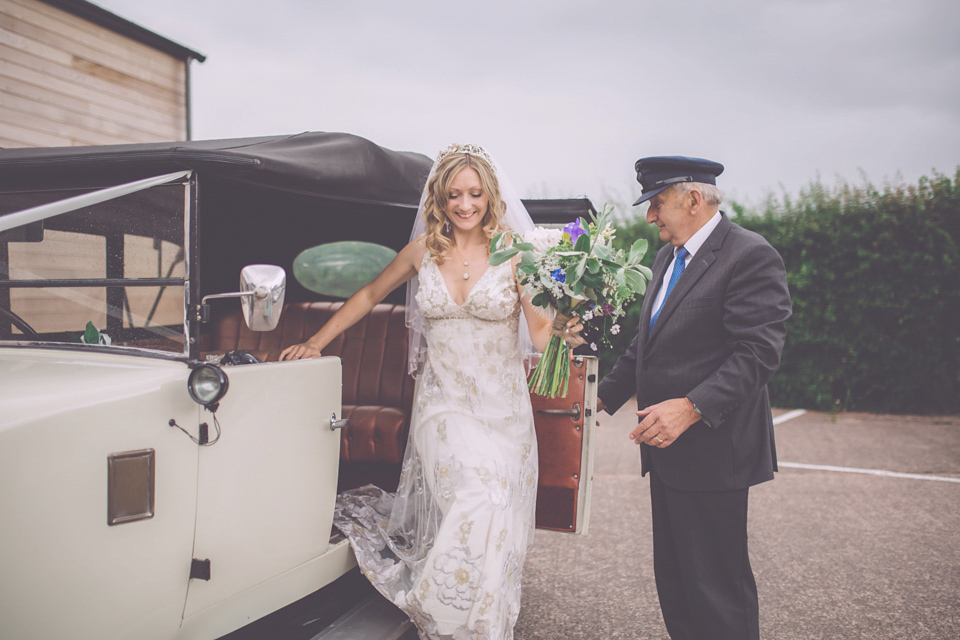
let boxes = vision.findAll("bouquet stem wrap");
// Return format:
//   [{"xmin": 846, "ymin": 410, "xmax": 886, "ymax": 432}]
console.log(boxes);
[{"xmin": 528, "ymin": 313, "xmax": 572, "ymax": 398}]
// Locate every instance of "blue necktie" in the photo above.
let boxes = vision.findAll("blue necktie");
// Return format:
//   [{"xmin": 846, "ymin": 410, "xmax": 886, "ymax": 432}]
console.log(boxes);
[{"xmin": 649, "ymin": 246, "xmax": 688, "ymax": 335}]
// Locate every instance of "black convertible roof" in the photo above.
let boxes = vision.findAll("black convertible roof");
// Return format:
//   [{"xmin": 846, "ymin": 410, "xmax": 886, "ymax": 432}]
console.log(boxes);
[
  {"xmin": 0, "ymin": 131, "xmax": 594, "ymax": 220},
  {"xmin": 0, "ymin": 132, "xmax": 433, "ymax": 208}
]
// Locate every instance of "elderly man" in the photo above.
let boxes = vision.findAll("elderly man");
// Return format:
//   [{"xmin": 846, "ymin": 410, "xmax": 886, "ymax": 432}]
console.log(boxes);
[{"xmin": 597, "ymin": 156, "xmax": 792, "ymax": 640}]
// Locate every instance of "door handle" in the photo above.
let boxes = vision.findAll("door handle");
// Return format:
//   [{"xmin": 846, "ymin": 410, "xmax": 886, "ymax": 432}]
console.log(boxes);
[
  {"xmin": 330, "ymin": 413, "xmax": 349, "ymax": 430},
  {"xmin": 536, "ymin": 403, "xmax": 580, "ymax": 420}
]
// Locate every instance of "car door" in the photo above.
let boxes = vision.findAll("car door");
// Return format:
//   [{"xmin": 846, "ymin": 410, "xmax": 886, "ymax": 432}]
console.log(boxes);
[
  {"xmin": 531, "ymin": 355, "xmax": 597, "ymax": 534},
  {"xmin": 181, "ymin": 357, "xmax": 344, "ymax": 633}
]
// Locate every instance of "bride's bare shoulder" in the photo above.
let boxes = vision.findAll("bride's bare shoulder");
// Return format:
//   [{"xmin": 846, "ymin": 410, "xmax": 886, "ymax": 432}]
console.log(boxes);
[{"xmin": 400, "ymin": 235, "xmax": 429, "ymax": 272}]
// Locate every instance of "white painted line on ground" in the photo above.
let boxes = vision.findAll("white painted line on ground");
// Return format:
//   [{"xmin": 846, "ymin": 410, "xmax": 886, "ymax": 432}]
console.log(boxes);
[
  {"xmin": 779, "ymin": 461, "xmax": 960, "ymax": 484},
  {"xmin": 772, "ymin": 408, "xmax": 807, "ymax": 425},
  {"xmin": 771, "ymin": 409, "xmax": 959, "ymax": 483}
]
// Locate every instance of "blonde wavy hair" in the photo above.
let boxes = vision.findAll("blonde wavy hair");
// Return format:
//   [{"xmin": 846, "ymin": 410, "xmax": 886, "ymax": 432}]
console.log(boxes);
[{"xmin": 421, "ymin": 151, "xmax": 506, "ymax": 263}]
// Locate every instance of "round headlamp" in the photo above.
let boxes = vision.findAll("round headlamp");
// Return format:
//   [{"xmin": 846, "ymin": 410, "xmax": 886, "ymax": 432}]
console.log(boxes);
[{"xmin": 188, "ymin": 364, "xmax": 229, "ymax": 408}]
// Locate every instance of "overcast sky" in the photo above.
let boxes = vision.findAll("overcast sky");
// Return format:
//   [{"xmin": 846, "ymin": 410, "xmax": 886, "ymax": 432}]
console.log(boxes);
[{"xmin": 94, "ymin": 0, "xmax": 959, "ymax": 213}]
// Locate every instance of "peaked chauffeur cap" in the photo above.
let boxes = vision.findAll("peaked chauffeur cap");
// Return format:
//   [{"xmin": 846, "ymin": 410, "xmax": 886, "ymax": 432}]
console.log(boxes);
[{"xmin": 633, "ymin": 156, "xmax": 725, "ymax": 205}]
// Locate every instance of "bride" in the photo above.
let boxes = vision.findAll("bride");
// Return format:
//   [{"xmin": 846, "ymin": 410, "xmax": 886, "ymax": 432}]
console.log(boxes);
[{"xmin": 280, "ymin": 143, "xmax": 583, "ymax": 639}]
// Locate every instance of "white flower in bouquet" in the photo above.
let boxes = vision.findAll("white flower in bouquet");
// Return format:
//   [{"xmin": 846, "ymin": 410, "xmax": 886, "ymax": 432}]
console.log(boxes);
[
  {"xmin": 595, "ymin": 226, "xmax": 615, "ymax": 248},
  {"xmin": 523, "ymin": 226, "xmax": 563, "ymax": 252}
]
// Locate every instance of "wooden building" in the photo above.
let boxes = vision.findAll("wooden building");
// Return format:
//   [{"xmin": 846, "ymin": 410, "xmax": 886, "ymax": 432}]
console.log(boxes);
[
  {"xmin": 1, "ymin": 0, "xmax": 203, "ymax": 335},
  {"xmin": 0, "ymin": 0, "xmax": 204, "ymax": 148}
]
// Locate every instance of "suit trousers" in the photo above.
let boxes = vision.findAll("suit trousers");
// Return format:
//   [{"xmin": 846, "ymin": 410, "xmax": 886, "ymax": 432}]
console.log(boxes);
[{"xmin": 649, "ymin": 467, "xmax": 760, "ymax": 640}]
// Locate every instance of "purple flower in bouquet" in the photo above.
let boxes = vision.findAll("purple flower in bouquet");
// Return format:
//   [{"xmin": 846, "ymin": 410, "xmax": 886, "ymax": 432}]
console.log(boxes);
[
  {"xmin": 562, "ymin": 220, "xmax": 587, "ymax": 244},
  {"xmin": 550, "ymin": 268, "xmax": 566, "ymax": 283}
]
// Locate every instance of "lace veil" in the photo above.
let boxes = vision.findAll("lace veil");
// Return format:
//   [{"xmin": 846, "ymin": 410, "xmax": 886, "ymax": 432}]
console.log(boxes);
[{"xmin": 405, "ymin": 145, "xmax": 536, "ymax": 376}]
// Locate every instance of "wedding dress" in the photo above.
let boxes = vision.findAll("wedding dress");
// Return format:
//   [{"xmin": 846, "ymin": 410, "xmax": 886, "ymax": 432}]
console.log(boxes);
[{"xmin": 333, "ymin": 254, "xmax": 538, "ymax": 640}]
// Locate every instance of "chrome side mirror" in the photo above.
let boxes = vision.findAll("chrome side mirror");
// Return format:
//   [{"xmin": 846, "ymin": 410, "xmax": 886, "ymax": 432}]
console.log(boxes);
[
  {"xmin": 239, "ymin": 265, "xmax": 286, "ymax": 331},
  {"xmin": 200, "ymin": 264, "xmax": 286, "ymax": 331}
]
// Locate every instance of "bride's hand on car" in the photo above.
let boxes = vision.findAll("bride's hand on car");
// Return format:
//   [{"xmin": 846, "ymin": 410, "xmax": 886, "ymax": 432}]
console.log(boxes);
[{"xmin": 279, "ymin": 343, "xmax": 322, "ymax": 361}]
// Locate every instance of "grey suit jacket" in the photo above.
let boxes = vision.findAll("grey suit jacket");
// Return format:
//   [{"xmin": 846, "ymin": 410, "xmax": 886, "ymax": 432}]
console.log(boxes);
[{"xmin": 598, "ymin": 214, "xmax": 792, "ymax": 491}]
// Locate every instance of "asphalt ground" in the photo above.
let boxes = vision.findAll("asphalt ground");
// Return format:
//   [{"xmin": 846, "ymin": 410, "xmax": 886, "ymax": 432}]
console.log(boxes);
[{"xmin": 514, "ymin": 400, "xmax": 960, "ymax": 640}]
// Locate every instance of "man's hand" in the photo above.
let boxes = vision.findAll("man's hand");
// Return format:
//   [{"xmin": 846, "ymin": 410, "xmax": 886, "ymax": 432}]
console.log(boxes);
[
  {"xmin": 629, "ymin": 397, "xmax": 701, "ymax": 448},
  {"xmin": 562, "ymin": 316, "xmax": 587, "ymax": 348}
]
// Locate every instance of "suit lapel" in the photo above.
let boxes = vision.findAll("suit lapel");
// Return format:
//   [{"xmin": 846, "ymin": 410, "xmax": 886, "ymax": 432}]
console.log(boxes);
[{"xmin": 645, "ymin": 215, "xmax": 732, "ymax": 347}]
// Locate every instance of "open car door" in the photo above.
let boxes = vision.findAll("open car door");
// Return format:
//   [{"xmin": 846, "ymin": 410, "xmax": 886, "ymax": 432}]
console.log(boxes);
[{"xmin": 531, "ymin": 355, "xmax": 597, "ymax": 534}]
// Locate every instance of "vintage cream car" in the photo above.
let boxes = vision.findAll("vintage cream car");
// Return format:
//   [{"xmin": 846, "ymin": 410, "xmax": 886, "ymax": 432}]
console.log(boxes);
[{"xmin": 0, "ymin": 133, "xmax": 598, "ymax": 640}]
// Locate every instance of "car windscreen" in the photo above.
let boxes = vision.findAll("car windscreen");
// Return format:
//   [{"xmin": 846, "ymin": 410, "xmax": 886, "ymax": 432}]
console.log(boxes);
[{"xmin": 0, "ymin": 179, "xmax": 188, "ymax": 354}]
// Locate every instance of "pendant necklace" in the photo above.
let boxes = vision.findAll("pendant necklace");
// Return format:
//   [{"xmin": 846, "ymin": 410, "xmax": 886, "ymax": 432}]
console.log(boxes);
[{"xmin": 453, "ymin": 243, "xmax": 471, "ymax": 280}]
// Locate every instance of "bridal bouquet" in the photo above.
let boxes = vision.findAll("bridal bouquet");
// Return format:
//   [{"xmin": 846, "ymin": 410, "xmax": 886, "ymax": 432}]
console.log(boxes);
[{"xmin": 489, "ymin": 204, "xmax": 652, "ymax": 398}]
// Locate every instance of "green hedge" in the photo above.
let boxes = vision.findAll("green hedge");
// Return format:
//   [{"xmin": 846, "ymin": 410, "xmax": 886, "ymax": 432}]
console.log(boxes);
[
  {"xmin": 603, "ymin": 168, "xmax": 960, "ymax": 415},
  {"xmin": 736, "ymin": 169, "xmax": 960, "ymax": 414}
]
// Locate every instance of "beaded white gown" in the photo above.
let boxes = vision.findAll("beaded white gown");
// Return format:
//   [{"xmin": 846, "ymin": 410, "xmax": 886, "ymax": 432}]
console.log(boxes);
[{"xmin": 333, "ymin": 255, "xmax": 538, "ymax": 640}]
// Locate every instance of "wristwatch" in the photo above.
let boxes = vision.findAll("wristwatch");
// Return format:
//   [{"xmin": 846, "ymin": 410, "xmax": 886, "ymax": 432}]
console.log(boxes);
[{"xmin": 687, "ymin": 397, "xmax": 704, "ymax": 419}]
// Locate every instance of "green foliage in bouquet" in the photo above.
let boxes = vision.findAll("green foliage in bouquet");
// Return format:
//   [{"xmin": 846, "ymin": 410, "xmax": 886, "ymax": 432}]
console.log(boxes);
[{"xmin": 489, "ymin": 204, "xmax": 652, "ymax": 397}]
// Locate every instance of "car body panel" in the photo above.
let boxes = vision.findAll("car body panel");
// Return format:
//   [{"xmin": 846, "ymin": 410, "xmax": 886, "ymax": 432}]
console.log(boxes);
[
  {"xmin": 184, "ymin": 358, "xmax": 343, "ymax": 621},
  {"xmin": 179, "ymin": 538, "xmax": 357, "ymax": 640},
  {"xmin": 0, "ymin": 349, "xmax": 199, "ymax": 640}
]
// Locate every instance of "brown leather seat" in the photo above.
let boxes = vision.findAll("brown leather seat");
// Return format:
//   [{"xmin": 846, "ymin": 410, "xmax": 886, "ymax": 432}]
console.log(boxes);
[{"xmin": 201, "ymin": 301, "xmax": 415, "ymax": 492}]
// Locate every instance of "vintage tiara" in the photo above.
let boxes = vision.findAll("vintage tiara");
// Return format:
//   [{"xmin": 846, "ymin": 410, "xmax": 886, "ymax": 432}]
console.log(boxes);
[{"xmin": 434, "ymin": 143, "xmax": 496, "ymax": 172}]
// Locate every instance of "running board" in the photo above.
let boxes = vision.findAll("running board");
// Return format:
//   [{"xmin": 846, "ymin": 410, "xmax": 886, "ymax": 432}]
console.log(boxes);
[{"xmin": 308, "ymin": 591, "xmax": 413, "ymax": 640}]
